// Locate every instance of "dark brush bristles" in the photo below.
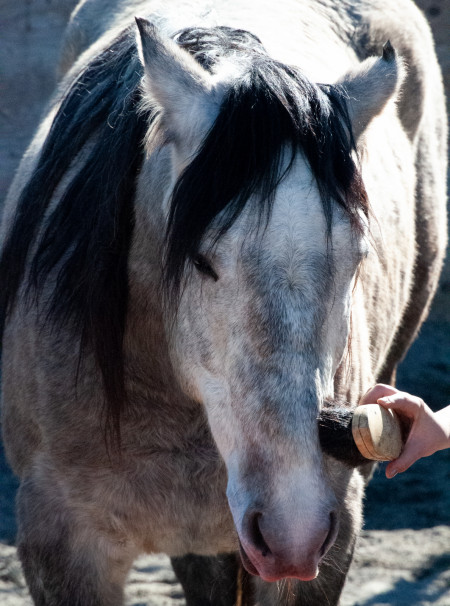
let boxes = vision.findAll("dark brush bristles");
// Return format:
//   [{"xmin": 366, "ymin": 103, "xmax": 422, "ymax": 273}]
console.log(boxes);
[{"xmin": 318, "ymin": 404, "xmax": 368, "ymax": 467}]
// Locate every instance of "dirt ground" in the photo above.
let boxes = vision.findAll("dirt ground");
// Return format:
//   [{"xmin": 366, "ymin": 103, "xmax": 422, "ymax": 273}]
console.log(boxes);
[{"xmin": 0, "ymin": 1, "xmax": 449, "ymax": 605}]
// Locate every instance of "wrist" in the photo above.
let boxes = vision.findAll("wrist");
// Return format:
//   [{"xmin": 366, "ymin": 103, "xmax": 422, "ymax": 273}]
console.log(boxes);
[{"xmin": 433, "ymin": 405, "xmax": 450, "ymax": 451}]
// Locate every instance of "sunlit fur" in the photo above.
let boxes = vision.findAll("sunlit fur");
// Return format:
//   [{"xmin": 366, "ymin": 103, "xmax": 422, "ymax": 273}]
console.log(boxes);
[
  {"xmin": 0, "ymin": 25, "xmax": 367, "ymax": 441},
  {"xmin": 0, "ymin": 0, "xmax": 446, "ymax": 604}
]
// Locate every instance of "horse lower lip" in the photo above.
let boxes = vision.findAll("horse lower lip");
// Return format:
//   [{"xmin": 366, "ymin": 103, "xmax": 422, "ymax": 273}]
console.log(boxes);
[
  {"xmin": 238, "ymin": 540, "xmax": 319, "ymax": 582},
  {"xmin": 238, "ymin": 540, "xmax": 260, "ymax": 577}
]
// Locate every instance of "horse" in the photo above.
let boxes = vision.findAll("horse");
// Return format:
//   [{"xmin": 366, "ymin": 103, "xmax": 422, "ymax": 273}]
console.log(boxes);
[{"xmin": 0, "ymin": 0, "xmax": 447, "ymax": 604}]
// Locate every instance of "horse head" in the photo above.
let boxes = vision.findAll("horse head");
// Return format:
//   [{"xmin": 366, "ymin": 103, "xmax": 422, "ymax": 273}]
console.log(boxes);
[{"xmin": 135, "ymin": 19, "xmax": 402, "ymax": 582}]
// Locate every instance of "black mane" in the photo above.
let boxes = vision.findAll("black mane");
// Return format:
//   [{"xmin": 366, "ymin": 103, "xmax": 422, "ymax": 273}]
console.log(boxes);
[
  {"xmin": 0, "ymin": 24, "xmax": 368, "ymax": 443},
  {"xmin": 0, "ymin": 25, "xmax": 146, "ymax": 443}
]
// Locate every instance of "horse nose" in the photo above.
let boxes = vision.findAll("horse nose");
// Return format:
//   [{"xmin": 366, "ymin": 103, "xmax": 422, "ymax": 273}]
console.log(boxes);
[
  {"xmin": 244, "ymin": 510, "xmax": 272, "ymax": 557},
  {"xmin": 319, "ymin": 511, "xmax": 339, "ymax": 558},
  {"xmin": 240, "ymin": 507, "xmax": 339, "ymax": 582}
]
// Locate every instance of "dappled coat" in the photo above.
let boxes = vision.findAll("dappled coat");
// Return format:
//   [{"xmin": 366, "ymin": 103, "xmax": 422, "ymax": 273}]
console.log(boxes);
[{"xmin": 0, "ymin": 0, "xmax": 447, "ymax": 604}]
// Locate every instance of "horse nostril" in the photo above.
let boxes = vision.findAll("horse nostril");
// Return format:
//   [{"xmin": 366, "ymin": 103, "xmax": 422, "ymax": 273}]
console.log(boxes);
[
  {"xmin": 320, "ymin": 511, "xmax": 339, "ymax": 558},
  {"xmin": 247, "ymin": 511, "xmax": 272, "ymax": 557}
]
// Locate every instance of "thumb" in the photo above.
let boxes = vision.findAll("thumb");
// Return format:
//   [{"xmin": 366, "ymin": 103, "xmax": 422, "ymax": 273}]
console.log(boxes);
[{"xmin": 385, "ymin": 441, "xmax": 422, "ymax": 478}]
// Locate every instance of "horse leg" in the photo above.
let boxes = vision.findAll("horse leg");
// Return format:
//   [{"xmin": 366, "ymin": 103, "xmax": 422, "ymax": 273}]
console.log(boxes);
[
  {"xmin": 171, "ymin": 553, "xmax": 254, "ymax": 606},
  {"xmin": 16, "ymin": 469, "xmax": 137, "ymax": 606}
]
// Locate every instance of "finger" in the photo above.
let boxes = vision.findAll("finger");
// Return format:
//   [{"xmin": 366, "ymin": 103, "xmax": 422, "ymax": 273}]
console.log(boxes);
[
  {"xmin": 385, "ymin": 441, "xmax": 422, "ymax": 478},
  {"xmin": 359, "ymin": 383, "xmax": 398, "ymax": 406},
  {"xmin": 377, "ymin": 392, "xmax": 423, "ymax": 419}
]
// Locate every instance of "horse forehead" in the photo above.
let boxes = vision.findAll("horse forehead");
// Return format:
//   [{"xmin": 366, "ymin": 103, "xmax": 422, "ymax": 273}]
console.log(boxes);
[{"xmin": 237, "ymin": 160, "xmax": 351, "ymax": 265}]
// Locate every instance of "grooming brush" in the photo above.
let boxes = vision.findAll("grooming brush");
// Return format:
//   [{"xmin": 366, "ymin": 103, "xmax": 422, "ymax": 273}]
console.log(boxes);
[{"xmin": 318, "ymin": 404, "xmax": 403, "ymax": 467}]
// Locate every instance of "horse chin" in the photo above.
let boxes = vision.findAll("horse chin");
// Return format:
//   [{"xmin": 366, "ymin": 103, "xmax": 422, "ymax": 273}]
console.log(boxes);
[{"xmin": 238, "ymin": 540, "xmax": 319, "ymax": 583}]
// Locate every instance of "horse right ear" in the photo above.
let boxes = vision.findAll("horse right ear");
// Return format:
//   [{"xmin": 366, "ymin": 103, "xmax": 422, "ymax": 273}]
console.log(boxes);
[
  {"xmin": 135, "ymin": 18, "xmax": 218, "ymax": 150},
  {"xmin": 337, "ymin": 41, "xmax": 405, "ymax": 141}
]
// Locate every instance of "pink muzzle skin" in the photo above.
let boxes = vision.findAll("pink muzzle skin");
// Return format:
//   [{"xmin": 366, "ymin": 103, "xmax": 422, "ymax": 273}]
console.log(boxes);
[{"xmin": 237, "ymin": 510, "xmax": 339, "ymax": 582}]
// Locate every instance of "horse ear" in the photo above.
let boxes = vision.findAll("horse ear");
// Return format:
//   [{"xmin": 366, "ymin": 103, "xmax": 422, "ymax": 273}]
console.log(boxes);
[
  {"xmin": 135, "ymin": 17, "xmax": 215, "ymax": 145},
  {"xmin": 338, "ymin": 41, "xmax": 405, "ymax": 140}
]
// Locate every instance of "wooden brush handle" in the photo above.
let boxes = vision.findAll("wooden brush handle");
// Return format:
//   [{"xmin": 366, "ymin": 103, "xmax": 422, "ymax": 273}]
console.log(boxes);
[{"xmin": 352, "ymin": 404, "xmax": 403, "ymax": 461}]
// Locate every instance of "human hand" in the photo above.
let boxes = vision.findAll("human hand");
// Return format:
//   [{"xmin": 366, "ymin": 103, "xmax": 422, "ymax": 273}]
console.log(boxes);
[{"xmin": 359, "ymin": 384, "xmax": 450, "ymax": 478}]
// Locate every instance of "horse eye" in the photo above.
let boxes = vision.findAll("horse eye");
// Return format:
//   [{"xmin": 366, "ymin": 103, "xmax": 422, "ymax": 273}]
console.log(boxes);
[{"xmin": 192, "ymin": 254, "xmax": 219, "ymax": 281}]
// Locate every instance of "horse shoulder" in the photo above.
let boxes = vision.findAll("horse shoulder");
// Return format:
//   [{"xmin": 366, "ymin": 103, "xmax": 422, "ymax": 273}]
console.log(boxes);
[{"xmin": 352, "ymin": 0, "xmax": 447, "ymax": 382}]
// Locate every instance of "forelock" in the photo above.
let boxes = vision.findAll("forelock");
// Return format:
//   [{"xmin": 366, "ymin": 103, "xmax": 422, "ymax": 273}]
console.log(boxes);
[{"xmin": 163, "ymin": 28, "xmax": 369, "ymax": 299}]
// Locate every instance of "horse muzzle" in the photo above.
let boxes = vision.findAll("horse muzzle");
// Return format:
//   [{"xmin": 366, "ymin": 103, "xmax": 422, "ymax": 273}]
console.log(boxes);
[
  {"xmin": 226, "ymin": 462, "xmax": 340, "ymax": 583},
  {"xmin": 236, "ymin": 506, "xmax": 339, "ymax": 582}
]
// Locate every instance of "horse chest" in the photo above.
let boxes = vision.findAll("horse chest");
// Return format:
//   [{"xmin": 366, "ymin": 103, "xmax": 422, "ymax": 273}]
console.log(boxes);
[{"xmin": 102, "ymin": 445, "xmax": 237, "ymax": 556}]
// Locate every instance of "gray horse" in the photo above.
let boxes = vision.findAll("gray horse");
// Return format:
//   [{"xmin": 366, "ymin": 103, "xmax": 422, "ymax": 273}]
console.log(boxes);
[{"xmin": 0, "ymin": 1, "xmax": 447, "ymax": 604}]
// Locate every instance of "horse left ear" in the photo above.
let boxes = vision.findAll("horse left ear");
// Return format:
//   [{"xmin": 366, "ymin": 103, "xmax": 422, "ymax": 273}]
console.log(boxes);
[
  {"xmin": 135, "ymin": 17, "xmax": 216, "ymax": 146},
  {"xmin": 337, "ymin": 41, "xmax": 405, "ymax": 141}
]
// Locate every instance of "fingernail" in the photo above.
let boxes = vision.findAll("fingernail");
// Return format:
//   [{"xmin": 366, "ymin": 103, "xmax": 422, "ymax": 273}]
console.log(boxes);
[
  {"xmin": 379, "ymin": 397, "xmax": 391, "ymax": 404},
  {"xmin": 389, "ymin": 469, "xmax": 398, "ymax": 478}
]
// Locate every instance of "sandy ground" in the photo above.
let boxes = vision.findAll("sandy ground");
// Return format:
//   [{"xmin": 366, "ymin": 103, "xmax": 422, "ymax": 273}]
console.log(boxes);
[
  {"xmin": 2, "ymin": 527, "xmax": 450, "ymax": 606},
  {"xmin": 0, "ymin": 1, "xmax": 449, "ymax": 605}
]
